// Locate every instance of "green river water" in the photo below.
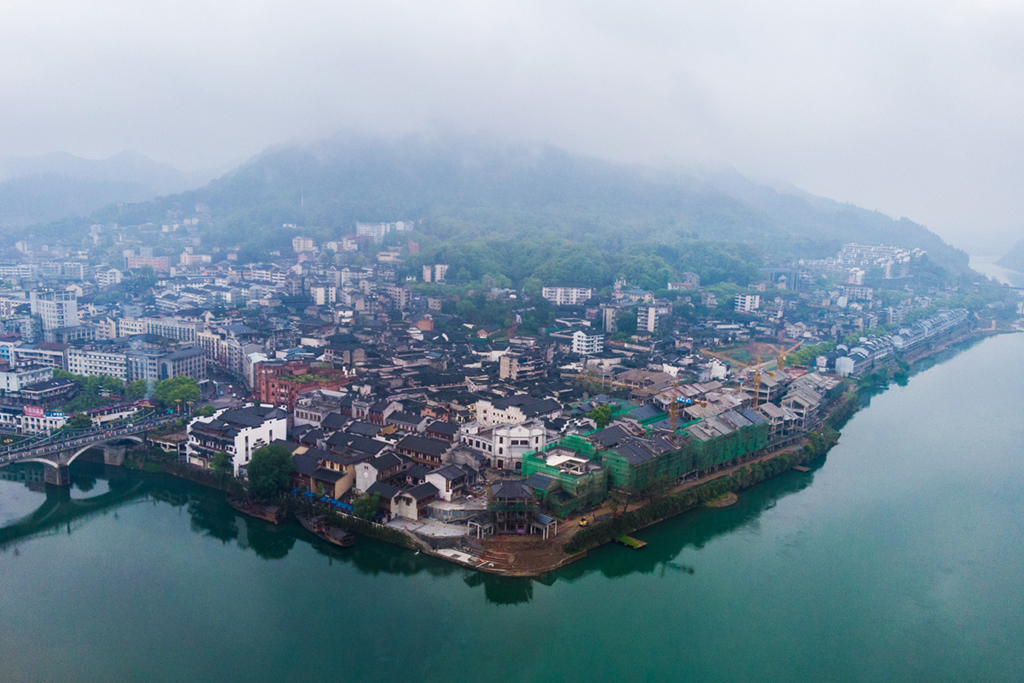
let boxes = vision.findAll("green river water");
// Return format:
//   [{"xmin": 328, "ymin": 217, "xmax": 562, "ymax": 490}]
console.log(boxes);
[{"xmin": 1, "ymin": 333, "xmax": 1022, "ymax": 683}]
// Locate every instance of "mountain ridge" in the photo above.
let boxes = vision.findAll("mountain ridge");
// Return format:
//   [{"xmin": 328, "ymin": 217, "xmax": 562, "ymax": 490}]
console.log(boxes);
[{"xmin": 15, "ymin": 134, "xmax": 970, "ymax": 273}]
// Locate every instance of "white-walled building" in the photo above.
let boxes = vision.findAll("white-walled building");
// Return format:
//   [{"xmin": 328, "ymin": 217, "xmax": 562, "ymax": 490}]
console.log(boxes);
[
  {"xmin": 475, "ymin": 395, "xmax": 562, "ymax": 428},
  {"xmin": 31, "ymin": 291, "xmax": 79, "ymax": 331},
  {"xmin": 735, "ymin": 294, "xmax": 761, "ymax": 313},
  {"xmin": 460, "ymin": 420, "xmax": 547, "ymax": 471},
  {"xmin": 95, "ymin": 268, "xmax": 123, "ymax": 287},
  {"xmin": 542, "ymin": 286, "xmax": 594, "ymax": 306},
  {"xmin": 572, "ymin": 329, "xmax": 604, "ymax": 355},
  {"xmin": 292, "ymin": 236, "xmax": 315, "ymax": 253},
  {"xmin": 0, "ymin": 365, "xmax": 53, "ymax": 392},
  {"xmin": 66, "ymin": 348, "xmax": 128, "ymax": 380},
  {"xmin": 187, "ymin": 405, "xmax": 288, "ymax": 476}
]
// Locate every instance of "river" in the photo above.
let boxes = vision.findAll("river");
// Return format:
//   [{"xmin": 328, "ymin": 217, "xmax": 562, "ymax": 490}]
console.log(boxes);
[{"xmin": 1, "ymin": 333, "xmax": 1022, "ymax": 683}]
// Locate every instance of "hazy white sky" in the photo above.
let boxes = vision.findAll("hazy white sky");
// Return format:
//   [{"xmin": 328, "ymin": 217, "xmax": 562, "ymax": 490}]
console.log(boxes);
[{"xmin": 1, "ymin": 0, "xmax": 1022, "ymax": 253}]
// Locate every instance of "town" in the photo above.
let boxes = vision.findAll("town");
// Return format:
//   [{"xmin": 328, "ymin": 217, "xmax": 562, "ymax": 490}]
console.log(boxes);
[{"xmin": 0, "ymin": 222, "xmax": 1018, "ymax": 573}]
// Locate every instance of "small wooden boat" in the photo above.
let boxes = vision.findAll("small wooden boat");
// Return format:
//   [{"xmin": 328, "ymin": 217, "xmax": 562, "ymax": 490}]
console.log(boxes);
[
  {"xmin": 228, "ymin": 497, "xmax": 286, "ymax": 524},
  {"xmin": 296, "ymin": 512, "xmax": 355, "ymax": 548}
]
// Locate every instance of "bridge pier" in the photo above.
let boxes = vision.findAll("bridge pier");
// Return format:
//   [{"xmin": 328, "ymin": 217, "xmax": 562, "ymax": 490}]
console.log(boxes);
[
  {"xmin": 103, "ymin": 444, "xmax": 127, "ymax": 467},
  {"xmin": 43, "ymin": 464, "xmax": 70, "ymax": 487}
]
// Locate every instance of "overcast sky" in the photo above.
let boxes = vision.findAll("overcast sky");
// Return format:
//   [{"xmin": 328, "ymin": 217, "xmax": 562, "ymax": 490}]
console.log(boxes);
[{"xmin": 2, "ymin": 0, "xmax": 1022, "ymax": 254}]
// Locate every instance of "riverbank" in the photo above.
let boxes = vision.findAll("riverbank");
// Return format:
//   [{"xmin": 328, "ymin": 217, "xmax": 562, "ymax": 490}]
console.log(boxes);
[
  {"xmin": 104, "ymin": 325, "xmax": 1017, "ymax": 578},
  {"xmin": 452, "ymin": 325, "xmax": 1006, "ymax": 577}
]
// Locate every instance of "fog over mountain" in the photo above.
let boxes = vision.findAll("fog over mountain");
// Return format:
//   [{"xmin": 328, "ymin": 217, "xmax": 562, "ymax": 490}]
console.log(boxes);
[
  {"xmin": 32, "ymin": 133, "xmax": 965, "ymax": 276},
  {"xmin": 0, "ymin": 151, "xmax": 211, "ymax": 227},
  {"xmin": 4, "ymin": 1, "xmax": 1024, "ymax": 255}
]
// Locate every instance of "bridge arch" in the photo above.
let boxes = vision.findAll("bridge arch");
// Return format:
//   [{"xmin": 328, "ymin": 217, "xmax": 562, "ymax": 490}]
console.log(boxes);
[
  {"xmin": 7, "ymin": 456, "xmax": 61, "ymax": 469},
  {"xmin": 66, "ymin": 435, "xmax": 146, "ymax": 465}
]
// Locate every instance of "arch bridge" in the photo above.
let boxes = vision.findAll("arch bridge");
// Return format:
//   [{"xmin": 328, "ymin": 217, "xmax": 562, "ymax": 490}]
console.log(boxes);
[{"xmin": 0, "ymin": 413, "xmax": 182, "ymax": 486}]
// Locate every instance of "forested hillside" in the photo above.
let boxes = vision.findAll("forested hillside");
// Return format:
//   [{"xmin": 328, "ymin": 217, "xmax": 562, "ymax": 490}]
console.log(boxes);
[{"xmin": 18, "ymin": 134, "xmax": 970, "ymax": 286}]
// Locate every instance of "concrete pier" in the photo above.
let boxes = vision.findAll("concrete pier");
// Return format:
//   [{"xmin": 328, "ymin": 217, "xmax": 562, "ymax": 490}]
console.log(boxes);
[
  {"xmin": 103, "ymin": 444, "xmax": 127, "ymax": 467},
  {"xmin": 43, "ymin": 464, "xmax": 70, "ymax": 487}
]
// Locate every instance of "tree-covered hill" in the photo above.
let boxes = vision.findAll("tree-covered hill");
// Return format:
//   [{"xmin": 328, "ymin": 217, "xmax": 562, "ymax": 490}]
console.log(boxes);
[{"xmin": 21, "ymin": 133, "xmax": 969, "ymax": 275}]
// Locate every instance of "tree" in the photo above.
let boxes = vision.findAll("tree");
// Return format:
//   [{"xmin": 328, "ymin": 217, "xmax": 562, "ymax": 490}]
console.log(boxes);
[
  {"xmin": 354, "ymin": 493, "xmax": 381, "ymax": 520},
  {"xmin": 211, "ymin": 451, "xmax": 232, "ymax": 475},
  {"xmin": 642, "ymin": 476, "xmax": 672, "ymax": 503},
  {"xmin": 65, "ymin": 414, "xmax": 93, "ymax": 431},
  {"xmin": 246, "ymin": 444, "xmax": 294, "ymax": 499},
  {"xmin": 126, "ymin": 379, "xmax": 148, "ymax": 401},
  {"xmin": 587, "ymin": 404, "xmax": 614, "ymax": 429},
  {"xmin": 194, "ymin": 404, "xmax": 217, "ymax": 417},
  {"xmin": 152, "ymin": 376, "xmax": 201, "ymax": 411}
]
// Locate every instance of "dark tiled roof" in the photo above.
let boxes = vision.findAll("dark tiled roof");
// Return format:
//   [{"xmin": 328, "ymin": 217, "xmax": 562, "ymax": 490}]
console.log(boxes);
[
  {"xmin": 523, "ymin": 472, "xmax": 557, "ymax": 490},
  {"xmin": 429, "ymin": 464, "xmax": 466, "ymax": 481},
  {"xmin": 345, "ymin": 421, "xmax": 380, "ymax": 437},
  {"xmin": 312, "ymin": 467, "xmax": 344, "ymax": 484},
  {"xmin": 366, "ymin": 481, "xmax": 401, "ymax": 499},
  {"xmin": 326, "ymin": 433, "xmax": 388, "ymax": 455},
  {"xmin": 396, "ymin": 434, "xmax": 451, "ymax": 458},
  {"xmin": 490, "ymin": 480, "xmax": 533, "ymax": 500},
  {"xmin": 369, "ymin": 452, "xmax": 402, "ymax": 471},
  {"xmin": 425, "ymin": 420, "xmax": 459, "ymax": 436},
  {"xmin": 405, "ymin": 464, "xmax": 431, "ymax": 481},
  {"xmin": 402, "ymin": 482, "xmax": 439, "ymax": 500},
  {"xmin": 320, "ymin": 412, "xmax": 349, "ymax": 431}
]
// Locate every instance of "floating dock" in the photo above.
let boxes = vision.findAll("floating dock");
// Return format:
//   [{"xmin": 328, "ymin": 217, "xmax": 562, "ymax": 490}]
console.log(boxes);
[{"xmin": 614, "ymin": 535, "xmax": 646, "ymax": 549}]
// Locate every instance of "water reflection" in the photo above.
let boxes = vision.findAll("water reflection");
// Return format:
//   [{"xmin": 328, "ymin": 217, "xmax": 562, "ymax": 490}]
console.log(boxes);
[{"xmin": 1, "ymin": 451, "xmax": 823, "ymax": 603}]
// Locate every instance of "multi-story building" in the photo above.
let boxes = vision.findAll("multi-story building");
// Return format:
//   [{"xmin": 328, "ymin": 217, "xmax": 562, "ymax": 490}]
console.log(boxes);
[
  {"xmin": 254, "ymin": 361, "xmax": 352, "ymax": 411},
  {"xmin": 292, "ymin": 236, "xmax": 315, "ymax": 253},
  {"xmin": 186, "ymin": 405, "xmax": 288, "ymax": 475},
  {"xmin": 734, "ymin": 294, "xmax": 760, "ymax": 313},
  {"xmin": 460, "ymin": 419, "xmax": 547, "ymax": 471},
  {"xmin": 0, "ymin": 365, "xmax": 53, "ymax": 392},
  {"xmin": 126, "ymin": 345, "xmax": 206, "ymax": 382},
  {"xmin": 356, "ymin": 222, "xmax": 390, "ymax": 243},
  {"xmin": 542, "ymin": 286, "xmax": 594, "ymax": 306},
  {"xmin": 636, "ymin": 303, "xmax": 672, "ymax": 334},
  {"xmin": 310, "ymin": 285, "xmax": 336, "ymax": 306},
  {"xmin": 384, "ymin": 284, "xmax": 411, "ymax": 309},
  {"xmin": 572, "ymin": 330, "xmax": 604, "ymax": 355},
  {"xmin": 31, "ymin": 291, "xmax": 79, "ymax": 331},
  {"xmin": 66, "ymin": 348, "xmax": 128, "ymax": 380},
  {"xmin": 498, "ymin": 348, "xmax": 551, "ymax": 381},
  {"xmin": 95, "ymin": 268, "xmax": 123, "ymax": 287},
  {"xmin": 124, "ymin": 256, "xmax": 170, "ymax": 273},
  {"xmin": 143, "ymin": 317, "xmax": 199, "ymax": 342},
  {"xmin": 0, "ymin": 264, "xmax": 38, "ymax": 280},
  {"xmin": 475, "ymin": 395, "xmax": 562, "ymax": 428}
]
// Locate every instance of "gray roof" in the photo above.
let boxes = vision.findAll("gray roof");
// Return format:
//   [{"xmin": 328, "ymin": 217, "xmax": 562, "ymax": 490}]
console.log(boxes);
[
  {"xmin": 366, "ymin": 481, "xmax": 401, "ymax": 499},
  {"xmin": 490, "ymin": 480, "xmax": 533, "ymax": 500},
  {"xmin": 429, "ymin": 464, "xmax": 466, "ymax": 481},
  {"xmin": 369, "ymin": 452, "xmax": 402, "ymax": 471},
  {"xmin": 403, "ymin": 482, "xmax": 439, "ymax": 500},
  {"xmin": 396, "ymin": 434, "xmax": 451, "ymax": 458},
  {"xmin": 523, "ymin": 472, "xmax": 557, "ymax": 491}
]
